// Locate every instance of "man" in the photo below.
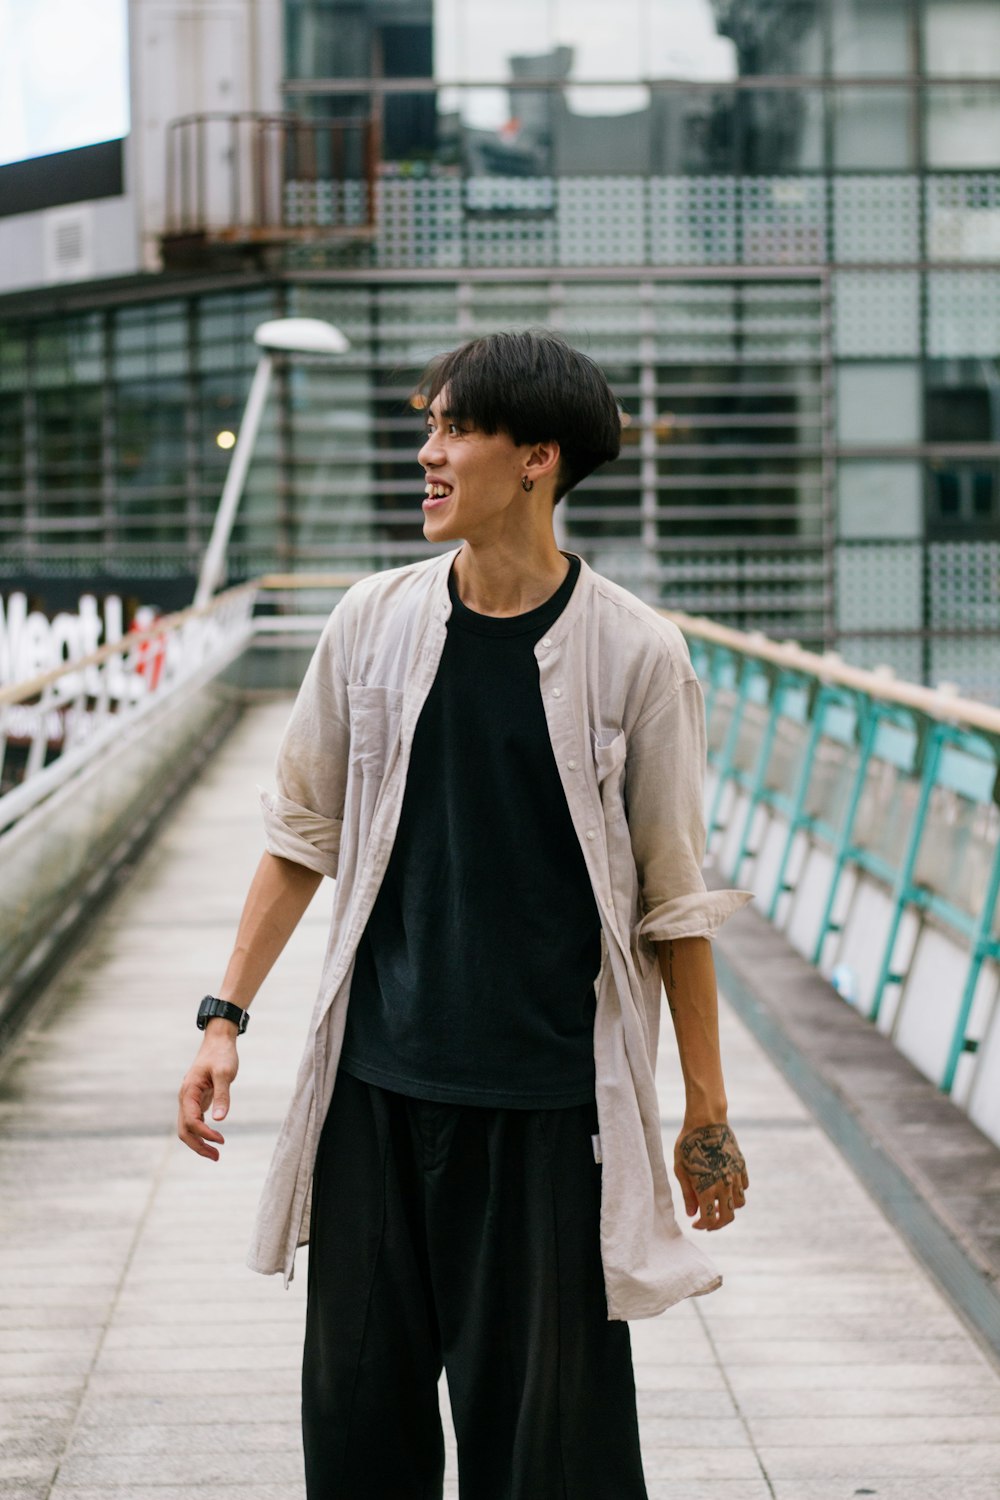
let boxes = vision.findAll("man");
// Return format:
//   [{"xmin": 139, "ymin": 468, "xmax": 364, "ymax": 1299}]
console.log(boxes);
[{"xmin": 178, "ymin": 330, "xmax": 753, "ymax": 1499}]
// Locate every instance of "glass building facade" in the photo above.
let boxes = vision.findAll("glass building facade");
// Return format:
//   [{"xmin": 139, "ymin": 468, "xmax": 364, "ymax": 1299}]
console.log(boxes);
[{"xmin": 2, "ymin": 0, "xmax": 999, "ymax": 694}]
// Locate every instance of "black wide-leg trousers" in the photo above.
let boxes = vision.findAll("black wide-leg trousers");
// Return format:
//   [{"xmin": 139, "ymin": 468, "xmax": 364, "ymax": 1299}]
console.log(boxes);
[{"xmin": 302, "ymin": 1068, "xmax": 648, "ymax": 1500}]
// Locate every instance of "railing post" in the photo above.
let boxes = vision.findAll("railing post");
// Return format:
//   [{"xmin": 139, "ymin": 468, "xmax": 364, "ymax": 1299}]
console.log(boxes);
[
  {"xmin": 806, "ymin": 691, "xmax": 876, "ymax": 963},
  {"xmin": 941, "ymin": 780, "xmax": 1000, "ymax": 1093},
  {"xmin": 230, "ymin": 114, "xmax": 240, "ymax": 229},
  {"xmin": 869, "ymin": 719, "xmax": 946, "ymax": 1023},
  {"xmin": 196, "ymin": 115, "xmax": 206, "ymax": 234},
  {"xmin": 707, "ymin": 653, "xmax": 757, "ymax": 860},
  {"xmin": 766, "ymin": 680, "xmax": 833, "ymax": 924},
  {"xmin": 731, "ymin": 665, "xmax": 787, "ymax": 885},
  {"xmin": 179, "ymin": 121, "xmax": 191, "ymax": 233}
]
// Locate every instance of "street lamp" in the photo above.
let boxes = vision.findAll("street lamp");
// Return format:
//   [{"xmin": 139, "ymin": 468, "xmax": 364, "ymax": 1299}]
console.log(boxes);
[{"xmin": 194, "ymin": 317, "xmax": 350, "ymax": 607}]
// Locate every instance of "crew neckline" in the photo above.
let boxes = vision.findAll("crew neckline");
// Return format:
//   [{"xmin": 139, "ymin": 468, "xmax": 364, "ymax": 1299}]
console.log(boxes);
[{"xmin": 447, "ymin": 554, "xmax": 581, "ymax": 637}]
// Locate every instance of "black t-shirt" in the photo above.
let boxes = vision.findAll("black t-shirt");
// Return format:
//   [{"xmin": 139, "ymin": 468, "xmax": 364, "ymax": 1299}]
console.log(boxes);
[{"xmin": 340, "ymin": 554, "xmax": 602, "ymax": 1108}]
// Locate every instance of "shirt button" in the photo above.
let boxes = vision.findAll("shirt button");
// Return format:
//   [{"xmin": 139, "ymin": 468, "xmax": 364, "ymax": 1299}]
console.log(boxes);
[
  {"xmin": 585, "ymin": 829, "xmax": 596, "ymax": 841},
  {"xmin": 567, "ymin": 758, "xmax": 578, "ymax": 770},
  {"xmin": 541, "ymin": 636, "xmax": 552, "ymax": 647},
  {"xmin": 552, "ymin": 687, "xmax": 562, "ymax": 698}
]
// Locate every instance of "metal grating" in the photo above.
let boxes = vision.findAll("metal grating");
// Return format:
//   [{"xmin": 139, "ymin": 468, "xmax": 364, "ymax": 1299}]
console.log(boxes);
[
  {"xmin": 927, "ymin": 270, "xmax": 1000, "ymax": 357},
  {"xmin": 556, "ymin": 178, "xmax": 647, "ymax": 266},
  {"xmin": 650, "ymin": 178, "xmax": 739, "ymax": 264},
  {"xmin": 270, "ymin": 170, "xmax": 1000, "ymax": 272},
  {"xmin": 833, "ymin": 176, "xmax": 920, "ymax": 262},
  {"xmin": 376, "ymin": 172, "xmax": 463, "ymax": 269},
  {"xmin": 926, "ymin": 175, "xmax": 1000, "ymax": 262},
  {"xmin": 836, "ymin": 543, "xmax": 923, "ymax": 632},
  {"xmin": 741, "ymin": 177, "xmax": 827, "ymax": 265},
  {"xmin": 929, "ymin": 541, "xmax": 1000, "ymax": 630},
  {"xmin": 833, "ymin": 271, "xmax": 921, "ymax": 357}
]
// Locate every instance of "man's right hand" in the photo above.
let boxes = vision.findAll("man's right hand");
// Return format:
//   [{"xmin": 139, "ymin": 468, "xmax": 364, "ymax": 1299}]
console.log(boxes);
[{"xmin": 177, "ymin": 1020, "xmax": 240, "ymax": 1160}]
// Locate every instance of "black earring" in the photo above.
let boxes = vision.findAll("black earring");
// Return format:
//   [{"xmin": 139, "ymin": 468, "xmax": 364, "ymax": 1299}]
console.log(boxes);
[{"xmin": 521, "ymin": 476, "xmax": 534, "ymax": 492}]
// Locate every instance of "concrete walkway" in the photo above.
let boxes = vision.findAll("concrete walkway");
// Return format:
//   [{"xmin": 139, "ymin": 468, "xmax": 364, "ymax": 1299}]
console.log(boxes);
[{"xmin": 2, "ymin": 700, "xmax": 999, "ymax": 1500}]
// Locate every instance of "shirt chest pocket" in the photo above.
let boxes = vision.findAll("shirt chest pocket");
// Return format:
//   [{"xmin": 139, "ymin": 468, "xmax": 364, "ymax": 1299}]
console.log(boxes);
[
  {"xmin": 592, "ymin": 727, "xmax": 627, "ymax": 804},
  {"xmin": 348, "ymin": 684, "xmax": 404, "ymax": 776}
]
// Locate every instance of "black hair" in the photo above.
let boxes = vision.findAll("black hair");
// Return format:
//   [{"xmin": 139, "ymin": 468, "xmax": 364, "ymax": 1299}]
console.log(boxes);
[{"xmin": 414, "ymin": 329, "xmax": 622, "ymax": 503}]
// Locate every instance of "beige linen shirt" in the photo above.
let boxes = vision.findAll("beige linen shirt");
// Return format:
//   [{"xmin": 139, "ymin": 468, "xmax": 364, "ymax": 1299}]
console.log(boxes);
[{"xmin": 249, "ymin": 549, "xmax": 753, "ymax": 1319}]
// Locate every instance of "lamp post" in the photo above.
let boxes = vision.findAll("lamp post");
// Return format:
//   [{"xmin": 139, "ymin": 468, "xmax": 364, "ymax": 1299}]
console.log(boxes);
[{"xmin": 194, "ymin": 317, "xmax": 350, "ymax": 607}]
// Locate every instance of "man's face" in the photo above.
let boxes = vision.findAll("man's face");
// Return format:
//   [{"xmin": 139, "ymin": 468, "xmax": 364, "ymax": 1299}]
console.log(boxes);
[{"xmin": 417, "ymin": 391, "xmax": 531, "ymax": 544}]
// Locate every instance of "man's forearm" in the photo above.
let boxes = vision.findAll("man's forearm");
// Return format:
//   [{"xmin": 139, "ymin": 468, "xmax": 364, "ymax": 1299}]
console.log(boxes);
[
  {"xmin": 656, "ymin": 935, "xmax": 728, "ymax": 1126},
  {"xmin": 216, "ymin": 850, "xmax": 323, "ymax": 1010}
]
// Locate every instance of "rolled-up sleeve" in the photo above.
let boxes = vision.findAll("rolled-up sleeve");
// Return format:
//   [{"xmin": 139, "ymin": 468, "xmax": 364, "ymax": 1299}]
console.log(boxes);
[
  {"xmin": 627, "ymin": 672, "xmax": 753, "ymax": 941},
  {"xmin": 259, "ymin": 608, "xmax": 350, "ymax": 879}
]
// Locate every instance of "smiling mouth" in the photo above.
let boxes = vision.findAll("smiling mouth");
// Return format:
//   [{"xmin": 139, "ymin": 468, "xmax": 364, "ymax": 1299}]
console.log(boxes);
[{"xmin": 423, "ymin": 481, "xmax": 454, "ymax": 506}]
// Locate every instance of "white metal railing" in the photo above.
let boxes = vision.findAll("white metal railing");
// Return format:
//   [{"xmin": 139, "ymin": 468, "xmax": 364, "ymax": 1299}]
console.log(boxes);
[{"xmin": 0, "ymin": 583, "xmax": 257, "ymax": 834}]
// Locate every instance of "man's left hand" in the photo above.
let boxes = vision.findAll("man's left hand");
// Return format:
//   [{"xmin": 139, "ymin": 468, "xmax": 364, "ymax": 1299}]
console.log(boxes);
[{"xmin": 674, "ymin": 1122, "xmax": 748, "ymax": 1231}]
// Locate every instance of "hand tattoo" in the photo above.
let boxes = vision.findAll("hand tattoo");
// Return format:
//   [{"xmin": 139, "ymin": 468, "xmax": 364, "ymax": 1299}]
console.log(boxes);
[{"xmin": 679, "ymin": 1123, "xmax": 746, "ymax": 1193}]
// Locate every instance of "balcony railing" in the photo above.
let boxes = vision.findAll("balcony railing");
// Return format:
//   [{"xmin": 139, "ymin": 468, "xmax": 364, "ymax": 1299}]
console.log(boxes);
[{"xmin": 162, "ymin": 111, "xmax": 378, "ymax": 265}]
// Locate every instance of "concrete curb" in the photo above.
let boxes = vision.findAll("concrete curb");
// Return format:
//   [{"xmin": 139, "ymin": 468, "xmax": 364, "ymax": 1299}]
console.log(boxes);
[{"xmin": 709, "ymin": 876, "xmax": 1000, "ymax": 1368}]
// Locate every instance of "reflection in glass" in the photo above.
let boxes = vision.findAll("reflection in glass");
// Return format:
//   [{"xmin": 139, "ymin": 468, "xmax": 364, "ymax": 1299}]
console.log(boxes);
[
  {"xmin": 925, "ymin": 87, "xmax": 1000, "ymax": 169},
  {"xmin": 832, "ymin": 88, "xmax": 916, "ymax": 169},
  {"xmin": 37, "ymin": 389, "xmax": 103, "ymax": 524},
  {"xmin": 0, "ymin": 398, "xmax": 25, "ymax": 524},
  {"xmin": 831, "ymin": 0, "xmax": 913, "ymax": 77},
  {"xmin": 927, "ymin": 462, "xmax": 999, "ymax": 537},
  {"xmin": 436, "ymin": 0, "xmax": 551, "ymax": 84},
  {"xmin": 709, "ymin": 0, "xmax": 823, "ymax": 76},
  {"xmin": 924, "ymin": 1, "xmax": 1000, "ymax": 77},
  {"xmin": 552, "ymin": 0, "xmax": 642, "ymax": 80},
  {"xmin": 925, "ymin": 359, "xmax": 1000, "ymax": 443},
  {"xmin": 648, "ymin": 0, "xmax": 735, "ymax": 81},
  {"xmin": 34, "ymin": 315, "xmax": 104, "ymax": 389},
  {"xmin": 117, "ymin": 382, "xmax": 187, "ymax": 494},
  {"xmin": 740, "ymin": 89, "xmax": 824, "ymax": 172}
]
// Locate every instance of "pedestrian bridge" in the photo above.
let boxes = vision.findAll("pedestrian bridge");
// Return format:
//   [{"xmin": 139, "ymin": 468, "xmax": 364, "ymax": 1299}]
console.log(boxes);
[{"xmin": 1, "ymin": 577, "xmax": 999, "ymax": 1498}]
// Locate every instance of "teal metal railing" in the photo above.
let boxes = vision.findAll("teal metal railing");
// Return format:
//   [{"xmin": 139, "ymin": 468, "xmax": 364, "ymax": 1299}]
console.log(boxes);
[{"xmin": 669, "ymin": 609, "xmax": 1000, "ymax": 1104}]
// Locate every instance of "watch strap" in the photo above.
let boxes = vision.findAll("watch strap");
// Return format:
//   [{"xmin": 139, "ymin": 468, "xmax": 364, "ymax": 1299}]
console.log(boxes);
[{"xmin": 197, "ymin": 995, "xmax": 250, "ymax": 1034}]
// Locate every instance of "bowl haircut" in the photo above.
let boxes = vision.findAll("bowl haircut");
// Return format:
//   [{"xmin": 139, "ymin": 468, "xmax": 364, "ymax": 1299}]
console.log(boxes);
[{"xmin": 414, "ymin": 329, "xmax": 623, "ymax": 503}]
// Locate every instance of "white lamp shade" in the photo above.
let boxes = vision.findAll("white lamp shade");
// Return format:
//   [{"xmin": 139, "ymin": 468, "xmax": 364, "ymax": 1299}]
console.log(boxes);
[{"xmin": 253, "ymin": 318, "xmax": 350, "ymax": 354}]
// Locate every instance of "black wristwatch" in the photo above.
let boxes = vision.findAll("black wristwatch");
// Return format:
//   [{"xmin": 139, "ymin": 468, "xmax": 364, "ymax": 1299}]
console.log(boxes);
[{"xmin": 197, "ymin": 995, "xmax": 250, "ymax": 1035}]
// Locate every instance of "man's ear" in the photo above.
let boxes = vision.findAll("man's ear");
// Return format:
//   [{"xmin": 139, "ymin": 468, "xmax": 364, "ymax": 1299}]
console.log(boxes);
[{"xmin": 524, "ymin": 440, "xmax": 561, "ymax": 487}]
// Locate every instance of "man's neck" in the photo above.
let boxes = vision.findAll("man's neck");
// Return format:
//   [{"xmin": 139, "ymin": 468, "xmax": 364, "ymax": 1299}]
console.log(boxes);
[{"xmin": 451, "ymin": 537, "xmax": 570, "ymax": 618}]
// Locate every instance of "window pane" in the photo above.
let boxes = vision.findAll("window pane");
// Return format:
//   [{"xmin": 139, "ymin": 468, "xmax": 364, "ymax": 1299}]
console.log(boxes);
[
  {"xmin": 832, "ymin": 0, "xmax": 914, "ymax": 77},
  {"xmin": 554, "ymin": 88, "xmax": 651, "ymax": 173},
  {"xmin": 33, "ymin": 315, "xmax": 104, "ymax": 389},
  {"xmin": 440, "ymin": 0, "xmax": 553, "ymax": 84},
  {"xmin": 832, "ymin": 88, "xmax": 916, "ymax": 169},
  {"xmin": 927, "ymin": 271, "xmax": 1000, "ymax": 358},
  {"xmin": 923, "ymin": 1, "xmax": 1000, "ymax": 76},
  {"xmin": 925, "ymin": 358, "xmax": 1000, "ymax": 441},
  {"xmin": 552, "ymin": 0, "xmax": 642, "ymax": 82},
  {"xmin": 838, "ymin": 461, "xmax": 922, "ymax": 538},
  {"xmin": 0, "ymin": 396, "xmax": 24, "ymax": 509},
  {"xmin": 925, "ymin": 86, "xmax": 1000, "ymax": 169},
  {"xmin": 740, "ymin": 89, "xmax": 824, "ymax": 172},
  {"xmin": 648, "ymin": 0, "xmax": 736, "ymax": 82},
  {"xmin": 837, "ymin": 364, "xmax": 920, "ymax": 444},
  {"xmin": 0, "ymin": 326, "xmax": 28, "ymax": 392},
  {"xmin": 834, "ymin": 272, "xmax": 921, "ymax": 357},
  {"xmin": 709, "ymin": 1, "xmax": 823, "ymax": 75}
]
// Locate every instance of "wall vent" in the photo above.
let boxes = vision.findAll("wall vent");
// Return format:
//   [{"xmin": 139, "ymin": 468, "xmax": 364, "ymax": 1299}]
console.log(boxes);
[{"xmin": 43, "ymin": 207, "xmax": 95, "ymax": 282}]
